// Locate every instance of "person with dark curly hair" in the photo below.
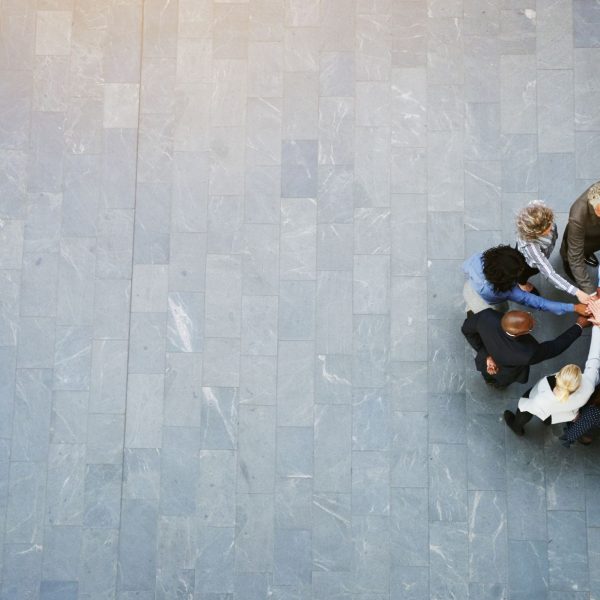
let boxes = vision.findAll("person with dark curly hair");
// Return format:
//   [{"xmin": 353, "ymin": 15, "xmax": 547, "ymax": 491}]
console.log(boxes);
[{"xmin": 463, "ymin": 245, "xmax": 588, "ymax": 316}]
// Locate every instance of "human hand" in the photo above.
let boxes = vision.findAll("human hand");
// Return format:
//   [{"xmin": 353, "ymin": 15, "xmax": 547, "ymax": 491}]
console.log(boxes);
[
  {"xmin": 518, "ymin": 282, "xmax": 534, "ymax": 292},
  {"xmin": 576, "ymin": 315, "xmax": 593, "ymax": 329},
  {"xmin": 576, "ymin": 289, "xmax": 593, "ymax": 304},
  {"xmin": 486, "ymin": 355, "xmax": 499, "ymax": 375},
  {"xmin": 575, "ymin": 303, "xmax": 591, "ymax": 316},
  {"xmin": 587, "ymin": 298, "xmax": 600, "ymax": 325}
]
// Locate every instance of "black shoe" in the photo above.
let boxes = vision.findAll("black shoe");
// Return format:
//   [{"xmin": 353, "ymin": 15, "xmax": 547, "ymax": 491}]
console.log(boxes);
[
  {"xmin": 504, "ymin": 410, "xmax": 524, "ymax": 436},
  {"xmin": 585, "ymin": 254, "xmax": 599, "ymax": 267}
]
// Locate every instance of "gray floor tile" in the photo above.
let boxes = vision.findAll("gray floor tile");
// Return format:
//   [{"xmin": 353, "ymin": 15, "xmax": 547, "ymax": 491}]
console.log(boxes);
[
  {"xmin": 275, "ymin": 477, "xmax": 312, "ymax": 530},
  {"xmin": 79, "ymin": 528, "xmax": 119, "ymax": 598},
  {"xmin": 468, "ymin": 491, "xmax": 508, "ymax": 584},
  {"xmin": 45, "ymin": 443, "xmax": 85, "ymax": 527},
  {"xmin": 159, "ymin": 430, "xmax": 198, "ymax": 517},
  {"xmin": 314, "ymin": 405, "xmax": 351, "ymax": 493},
  {"xmin": 86, "ymin": 413, "xmax": 125, "ymax": 465},
  {"xmin": 118, "ymin": 500, "xmax": 158, "ymax": 593},
  {"xmin": 351, "ymin": 451, "xmax": 390, "ymax": 515},
  {"xmin": 42, "ymin": 526, "xmax": 82, "ymax": 581},
  {"xmin": 500, "ymin": 55, "xmax": 536, "ymax": 135},
  {"xmin": 83, "ymin": 464, "xmax": 122, "ymax": 529},
  {"xmin": 235, "ymin": 493, "xmax": 274, "ymax": 572},
  {"xmin": 1, "ymin": 543, "xmax": 43, "ymax": 600},
  {"xmin": 5, "ymin": 461, "xmax": 46, "ymax": 544},
  {"xmin": 277, "ymin": 340, "xmax": 314, "ymax": 426},
  {"xmin": 429, "ymin": 521, "xmax": 468, "ymax": 600},
  {"xmin": 315, "ymin": 353, "xmax": 352, "ymax": 405},
  {"xmin": 239, "ymin": 355, "xmax": 277, "ymax": 405},
  {"xmin": 57, "ymin": 237, "xmax": 96, "ymax": 327},
  {"xmin": 429, "ymin": 443, "xmax": 468, "ymax": 522},
  {"xmin": 237, "ymin": 405, "xmax": 276, "ymax": 494},
  {"xmin": 574, "ymin": 0, "xmax": 600, "ymax": 47},
  {"xmin": 11, "ymin": 368, "xmax": 52, "ymax": 462},
  {"xmin": 198, "ymin": 450, "xmax": 237, "ymax": 526},
  {"xmin": 390, "ymin": 487, "xmax": 428, "ymax": 567},
  {"xmin": 352, "ymin": 516, "xmax": 390, "ymax": 594},
  {"xmin": 391, "ymin": 411, "xmax": 428, "ymax": 488},
  {"xmin": 195, "ymin": 527, "xmax": 235, "ymax": 593},
  {"xmin": 280, "ymin": 197, "xmax": 317, "ymax": 280},
  {"xmin": 17, "ymin": 317, "xmax": 56, "ymax": 368},
  {"xmin": 352, "ymin": 388, "xmax": 390, "ymax": 451},
  {"xmin": 467, "ymin": 413, "xmax": 506, "ymax": 491},
  {"xmin": 90, "ymin": 340, "xmax": 128, "ymax": 414},
  {"xmin": 125, "ymin": 374, "xmax": 164, "ymax": 449},
  {"xmin": 278, "ymin": 280, "xmax": 315, "ymax": 340},
  {"xmin": 548, "ymin": 510, "xmax": 589, "ymax": 592}
]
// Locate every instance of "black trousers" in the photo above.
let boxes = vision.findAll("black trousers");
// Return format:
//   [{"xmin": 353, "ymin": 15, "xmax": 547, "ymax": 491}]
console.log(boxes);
[
  {"xmin": 514, "ymin": 409, "xmax": 534, "ymax": 428},
  {"xmin": 513, "ymin": 385, "xmax": 552, "ymax": 429}
]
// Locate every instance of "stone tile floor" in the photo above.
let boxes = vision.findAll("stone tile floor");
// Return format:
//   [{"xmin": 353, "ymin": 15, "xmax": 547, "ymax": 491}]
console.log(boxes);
[{"xmin": 1, "ymin": 0, "xmax": 600, "ymax": 598}]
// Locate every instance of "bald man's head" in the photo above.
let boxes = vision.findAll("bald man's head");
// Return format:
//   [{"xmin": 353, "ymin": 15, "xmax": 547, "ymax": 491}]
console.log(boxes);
[{"xmin": 501, "ymin": 311, "xmax": 534, "ymax": 336}]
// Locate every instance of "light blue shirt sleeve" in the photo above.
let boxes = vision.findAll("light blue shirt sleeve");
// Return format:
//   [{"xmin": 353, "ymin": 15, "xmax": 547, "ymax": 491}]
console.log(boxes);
[{"xmin": 507, "ymin": 286, "xmax": 574, "ymax": 315}]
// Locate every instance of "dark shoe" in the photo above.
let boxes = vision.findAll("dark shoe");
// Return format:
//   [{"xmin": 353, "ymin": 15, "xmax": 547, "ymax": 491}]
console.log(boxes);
[
  {"xmin": 504, "ymin": 410, "xmax": 524, "ymax": 436},
  {"xmin": 585, "ymin": 254, "xmax": 599, "ymax": 267},
  {"xmin": 578, "ymin": 435, "xmax": 593, "ymax": 445}
]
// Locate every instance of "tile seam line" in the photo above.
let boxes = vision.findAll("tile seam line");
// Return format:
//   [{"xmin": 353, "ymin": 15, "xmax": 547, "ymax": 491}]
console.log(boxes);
[{"xmin": 115, "ymin": 2, "xmax": 149, "ymax": 596}]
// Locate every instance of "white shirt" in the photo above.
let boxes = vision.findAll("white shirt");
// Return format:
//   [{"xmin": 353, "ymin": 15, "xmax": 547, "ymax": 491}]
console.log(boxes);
[{"xmin": 518, "ymin": 326, "xmax": 600, "ymax": 424}]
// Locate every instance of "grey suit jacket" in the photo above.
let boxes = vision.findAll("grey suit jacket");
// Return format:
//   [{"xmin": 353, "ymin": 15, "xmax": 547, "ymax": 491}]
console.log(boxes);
[{"xmin": 560, "ymin": 182, "xmax": 600, "ymax": 293}]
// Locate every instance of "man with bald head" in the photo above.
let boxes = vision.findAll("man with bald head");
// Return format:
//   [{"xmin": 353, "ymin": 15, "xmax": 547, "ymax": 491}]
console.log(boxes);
[{"xmin": 461, "ymin": 308, "xmax": 590, "ymax": 388}]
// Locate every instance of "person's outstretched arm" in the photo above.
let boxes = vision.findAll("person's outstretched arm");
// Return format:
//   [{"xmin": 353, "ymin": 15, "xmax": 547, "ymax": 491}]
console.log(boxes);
[
  {"xmin": 506, "ymin": 285, "xmax": 578, "ymax": 315},
  {"xmin": 530, "ymin": 319, "xmax": 585, "ymax": 364},
  {"xmin": 524, "ymin": 241, "xmax": 579, "ymax": 297}
]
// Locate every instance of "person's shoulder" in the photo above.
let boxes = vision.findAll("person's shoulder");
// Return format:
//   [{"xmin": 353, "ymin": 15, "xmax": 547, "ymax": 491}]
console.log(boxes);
[
  {"xmin": 477, "ymin": 309, "xmax": 502, "ymax": 326},
  {"xmin": 570, "ymin": 190, "xmax": 591, "ymax": 219},
  {"xmin": 579, "ymin": 380, "xmax": 595, "ymax": 396}
]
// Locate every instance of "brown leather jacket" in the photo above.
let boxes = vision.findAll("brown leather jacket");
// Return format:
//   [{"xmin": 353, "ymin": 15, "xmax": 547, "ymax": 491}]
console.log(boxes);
[{"xmin": 560, "ymin": 182, "xmax": 600, "ymax": 294}]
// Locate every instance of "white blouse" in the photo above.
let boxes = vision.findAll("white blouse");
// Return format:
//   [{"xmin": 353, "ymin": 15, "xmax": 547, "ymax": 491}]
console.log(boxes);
[{"xmin": 518, "ymin": 326, "xmax": 600, "ymax": 424}]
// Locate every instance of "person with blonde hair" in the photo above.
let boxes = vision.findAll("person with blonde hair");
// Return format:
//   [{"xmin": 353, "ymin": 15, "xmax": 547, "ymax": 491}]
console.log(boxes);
[
  {"xmin": 504, "ymin": 311, "xmax": 600, "ymax": 436},
  {"xmin": 560, "ymin": 182, "xmax": 600, "ymax": 294},
  {"xmin": 516, "ymin": 200, "xmax": 592, "ymax": 304}
]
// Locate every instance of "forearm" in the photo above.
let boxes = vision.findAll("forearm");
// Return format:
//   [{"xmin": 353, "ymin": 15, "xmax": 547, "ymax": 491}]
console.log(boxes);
[
  {"xmin": 530, "ymin": 244, "xmax": 578, "ymax": 296},
  {"xmin": 510, "ymin": 288, "xmax": 574, "ymax": 315},
  {"xmin": 531, "ymin": 324, "xmax": 582, "ymax": 363}
]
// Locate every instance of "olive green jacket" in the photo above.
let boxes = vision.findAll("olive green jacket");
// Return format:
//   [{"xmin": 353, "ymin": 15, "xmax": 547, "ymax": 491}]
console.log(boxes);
[{"xmin": 560, "ymin": 182, "xmax": 600, "ymax": 294}]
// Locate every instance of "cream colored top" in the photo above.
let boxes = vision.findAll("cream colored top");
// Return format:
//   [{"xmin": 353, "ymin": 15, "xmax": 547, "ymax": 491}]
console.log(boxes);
[{"xmin": 518, "ymin": 326, "xmax": 600, "ymax": 424}]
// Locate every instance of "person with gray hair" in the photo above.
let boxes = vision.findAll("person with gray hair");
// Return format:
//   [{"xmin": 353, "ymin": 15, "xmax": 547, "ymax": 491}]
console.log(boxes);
[
  {"xmin": 516, "ymin": 201, "xmax": 592, "ymax": 304},
  {"xmin": 560, "ymin": 182, "xmax": 600, "ymax": 294}
]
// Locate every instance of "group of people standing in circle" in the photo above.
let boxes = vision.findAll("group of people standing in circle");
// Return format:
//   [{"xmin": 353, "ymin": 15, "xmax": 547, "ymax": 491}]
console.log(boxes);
[{"xmin": 461, "ymin": 182, "xmax": 600, "ymax": 447}]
